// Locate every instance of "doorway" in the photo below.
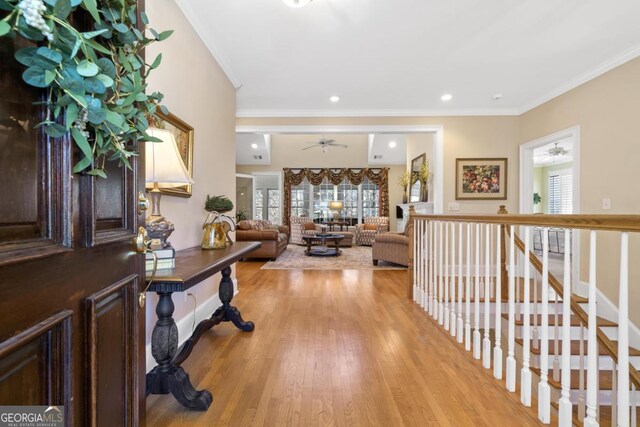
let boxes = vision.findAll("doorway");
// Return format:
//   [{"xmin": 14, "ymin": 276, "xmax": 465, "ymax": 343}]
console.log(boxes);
[{"xmin": 236, "ymin": 174, "xmax": 254, "ymax": 222}]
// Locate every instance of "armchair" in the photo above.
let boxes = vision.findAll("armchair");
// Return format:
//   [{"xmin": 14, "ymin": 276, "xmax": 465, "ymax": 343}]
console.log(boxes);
[
  {"xmin": 290, "ymin": 216, "xmax": 322, "ymax": 245},
  {"xmin": 372, "ymin": 230, "xmax": 409, "ymax": 267},
  {"xmin": 355, "ymin": 216, "xmax": 389, "ymax": 246}
]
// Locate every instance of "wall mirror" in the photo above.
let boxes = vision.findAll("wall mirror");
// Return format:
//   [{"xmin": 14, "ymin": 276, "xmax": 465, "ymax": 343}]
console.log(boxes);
[{"xmin": 410, "ymin": 153, "xmax": 425, "ymax": 202}]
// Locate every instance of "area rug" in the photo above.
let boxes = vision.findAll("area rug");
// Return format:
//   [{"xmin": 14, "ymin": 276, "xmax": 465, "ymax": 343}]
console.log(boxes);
[{"xmin": 261, "ymin": 244, "xmax": 406, "ymax": 270}]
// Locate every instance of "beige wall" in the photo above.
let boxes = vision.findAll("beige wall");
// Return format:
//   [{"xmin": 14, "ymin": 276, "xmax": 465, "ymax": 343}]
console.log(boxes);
[
  {"xmin": 145, "ymin": 0, "xmax": 236, "ymax": 341},
  {"xmin": 520, "ymin": 56, "xmax": 640, "ymax": 324},
  {"xmin": 237, "ymin": 117, "xmax": 521, "ymax": 216}
]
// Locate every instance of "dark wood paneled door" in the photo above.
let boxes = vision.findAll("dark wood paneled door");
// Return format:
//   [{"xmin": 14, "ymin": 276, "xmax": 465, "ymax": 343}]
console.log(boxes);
[{"xmin": 0, "ymin": 32, "xmax": 146, "ymax": 427}]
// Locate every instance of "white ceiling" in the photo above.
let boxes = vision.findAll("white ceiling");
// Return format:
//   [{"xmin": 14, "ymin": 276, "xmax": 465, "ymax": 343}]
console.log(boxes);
[
  {"xmin": 177, "ymin": 0, "xmax": 640, "ymax": 116},
  {"xmin": 368, "ymin": 134, "xmax": 406, "ymax": 165},
  {"xmin": 236, "ymin": 134, "xmax": 271, "ymax": 165},
  {"xmin": 533, "ymin": 139, "xmax": 573, "ymax": 167}
]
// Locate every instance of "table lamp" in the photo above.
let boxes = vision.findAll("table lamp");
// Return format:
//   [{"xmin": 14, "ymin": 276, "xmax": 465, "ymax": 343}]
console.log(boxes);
[
  {"xmin": 329, "ymin": 200, "xmax": 344, "ymax": 220},
  {"xmin": 145, "ymin": 127, "xmax": 194, "ymax": 247}
]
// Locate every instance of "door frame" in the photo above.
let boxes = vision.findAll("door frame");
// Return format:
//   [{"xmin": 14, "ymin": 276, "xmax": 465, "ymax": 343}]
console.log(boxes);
[
  {"xmin": 520, "ymin": 125, "xmax": 581, "ymax": 291},
  {"xmin": 236, "ymin": 173, "xmax": 255, "ymax": 221},
  {"xmin": 236, "ymin": 125, "xmax": 445, "ymax": 214}
]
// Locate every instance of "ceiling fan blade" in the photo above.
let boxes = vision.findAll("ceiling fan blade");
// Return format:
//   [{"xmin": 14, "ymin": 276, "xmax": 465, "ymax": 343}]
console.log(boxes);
[
  {"xmin": 302, "ymin": 145, "xmax": 319, "ymax": 150},
  {"xmin": 304, "ymin": 141, "xmax": 318, "ymax": 144},
  {"xmin": 324, "ymin": 139, "xmax": 336, "ymax": 144},
  {"xmin": 332, "ymin": 144, "xmax": 348, "ymax": 148}
]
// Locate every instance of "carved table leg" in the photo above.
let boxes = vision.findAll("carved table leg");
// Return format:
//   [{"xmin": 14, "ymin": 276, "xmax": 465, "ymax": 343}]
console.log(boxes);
[
  {"xmin": 216, "ymin": 266, "xmax": 255, "ymax": 331},
  {"xmin": 146, "ymin": 292, "xmax": 213, "ymax": 410}
]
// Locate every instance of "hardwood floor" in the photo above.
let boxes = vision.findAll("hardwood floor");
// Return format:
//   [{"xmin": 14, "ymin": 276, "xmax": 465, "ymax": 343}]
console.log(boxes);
[{"xmin": 146, "ymin": 261, "xmax": 543, "ymax": 426}]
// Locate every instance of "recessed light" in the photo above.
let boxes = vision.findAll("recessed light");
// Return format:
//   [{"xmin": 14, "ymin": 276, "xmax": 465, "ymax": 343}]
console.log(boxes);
[
  {"xmin": 441, "ymin": 93, "xmax": 453, "ymax": 102},
  {"xmin": 329, "ymin": 95, "xmax": 340, "ymax": 103},
  {"xmin": 492, "ymin": 94, "xmax": 503, "ymax": 100},
  {"xmin": 283, "ymin": 0, "xmax": 312, "ymax": 7},
  {"xmin": 388, "ymin": 141, "xmax": 396, "ymax": 148},
  {"xmin": 251, "ymin": 143, "xmax": 258, "ymax": 149}
]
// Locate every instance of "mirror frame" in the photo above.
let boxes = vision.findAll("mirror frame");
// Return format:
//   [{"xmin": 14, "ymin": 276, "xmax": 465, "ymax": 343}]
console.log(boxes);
[{"xmin": 410, "ymin": 153, "xmax": 426, "ymax": 202}]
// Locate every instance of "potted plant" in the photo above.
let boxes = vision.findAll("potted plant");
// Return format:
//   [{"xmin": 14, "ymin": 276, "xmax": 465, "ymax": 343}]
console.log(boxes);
[
  {"xmin": 397, "ymin": 170, "xmax": 410, "ymax": 204},
  {"xmin": 202, "ymin": 195, "xmax": 235, "ymax": 249}
]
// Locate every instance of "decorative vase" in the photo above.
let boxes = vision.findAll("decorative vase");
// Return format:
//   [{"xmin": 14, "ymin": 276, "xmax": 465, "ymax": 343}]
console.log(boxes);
[
  {"xmin": 420, "ymin": 184, "xmax": 428, "ymax": 202},
  {"xmin": 402, "ymin": 193, "xmax": 408, "ymax": 204},
  {"xmin": 201, "ymin": 212, "xmax": 235, "ymax": 249}
]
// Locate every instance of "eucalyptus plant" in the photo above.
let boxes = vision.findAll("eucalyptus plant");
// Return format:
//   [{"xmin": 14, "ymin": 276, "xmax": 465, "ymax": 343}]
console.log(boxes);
[{"xmin": 0, "ymin": 0, "xmax": 171, "ymax": 177}]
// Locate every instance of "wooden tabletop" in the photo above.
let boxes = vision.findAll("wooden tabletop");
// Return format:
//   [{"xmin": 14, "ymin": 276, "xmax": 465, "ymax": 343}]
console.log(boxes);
[{"xmin": 145, "ymin": 241, "xmax": 261, "ymax": 293}]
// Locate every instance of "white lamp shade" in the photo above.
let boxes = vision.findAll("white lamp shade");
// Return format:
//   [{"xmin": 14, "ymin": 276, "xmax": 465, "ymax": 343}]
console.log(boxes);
[
  {"xmin": 329, "ymin": 200, "xmax": 344, "ymax": 210},
  {"xmin": 145, "ymin": 128, "xmax": 194, "ymax": 187},
  {"xmin": 283, "ymin": 0, "xmax": 311, "ymax": 7}
]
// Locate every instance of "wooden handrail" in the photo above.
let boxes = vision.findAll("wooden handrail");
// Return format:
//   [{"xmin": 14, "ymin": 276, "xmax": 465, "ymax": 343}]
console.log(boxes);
[
  {"xmin": 510, "ymin": 231, "xmax": 640, "ymax": 390},
  {"xmin": 411, "ymin": 213, "xmax": 640, "ymax": 233}
]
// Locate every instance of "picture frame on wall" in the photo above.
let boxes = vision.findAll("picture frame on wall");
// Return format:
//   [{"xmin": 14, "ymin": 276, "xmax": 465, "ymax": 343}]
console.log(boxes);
[
  {"xmin": 147, "ymin": 111, "xmax": 194, "ymax": 198},
  {"xmin": 455, "ymin": 158, "xmax": 507, "ymax": 200}
]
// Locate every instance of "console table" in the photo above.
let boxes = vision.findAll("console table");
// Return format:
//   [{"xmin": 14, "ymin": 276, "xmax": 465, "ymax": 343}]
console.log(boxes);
[{"xmin": 145, "ymin": 241, "xmax": 260, "ymax": 410}]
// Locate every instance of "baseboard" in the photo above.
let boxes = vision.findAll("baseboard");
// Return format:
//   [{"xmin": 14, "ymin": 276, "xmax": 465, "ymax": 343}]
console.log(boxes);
[
  {"xmin": 576, "ymin": 280, "xmax": 640, "ymax": 349},
  {"xmin": 146, "ymin": 279, "xmax": 238, "ymax": 373}
]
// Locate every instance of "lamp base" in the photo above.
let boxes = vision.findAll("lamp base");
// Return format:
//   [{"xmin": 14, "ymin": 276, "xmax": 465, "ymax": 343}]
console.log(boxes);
[{"xmin": 145, "ymin": 215, "xmax": 175, "ymax": 248}]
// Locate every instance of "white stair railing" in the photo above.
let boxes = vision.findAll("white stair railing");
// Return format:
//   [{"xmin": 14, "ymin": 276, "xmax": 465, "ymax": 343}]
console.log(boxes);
[
  {"xmin": 618, "ymin": 232, "xmax": 630, "ymax": 427},
  {"xmin": 539, "ymin": 227, "xmax": 551, "ymax": 423},
  {"xmin": 465, "ymin": 222, "xmax": 472, "ymax": 352},
  {"xmin": 521, "ymin": 226, "xmax": 532, "ymax": 407},
  {"xmin": 558, "ymin": 229, "xmax": 573, "ymax": 427},
  {"xmin": 584, "ymin": 230, "xmax": 599, "ymax": 427},
  {"xmin": 483, "ymin": 224, "xmax": 491, "ymax": 369},
  {"xmin": 473, "ymin": 223, "xmax": 481, "ymax": 360},
  {"xmin": 506, "ymin": 225, "xmax": 517, "ymax": 392},
  {"xmin": 450, "ymin": 222, "xmax": 457, "ymax": 337},
  {"xmin": 457, "ymin": 222, "xmax": 464, "ymax": 343}
]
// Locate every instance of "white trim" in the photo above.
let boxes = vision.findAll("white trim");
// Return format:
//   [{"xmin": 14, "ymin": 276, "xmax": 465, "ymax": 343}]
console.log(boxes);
[
  {"xmin": 519, "ymin": 42, "xmax": 640, "ymax": 114},
  {"xmin": 236, "ymin": 125, "xmax": 444, "ymax": 214},
  {"xmin": 174, "ymin": 0, "xmax": 242, "ymax": 89},
  {"xmin": 146, "ymin": 279, "xmax": 238, "ymax": 373},
  {"xmin": 236, "ymin": 108, "xmax": 520, "ymax": 118},
  {"xmin": 236, "ymin": 173, "xmax": 255, "ymax": 220}
]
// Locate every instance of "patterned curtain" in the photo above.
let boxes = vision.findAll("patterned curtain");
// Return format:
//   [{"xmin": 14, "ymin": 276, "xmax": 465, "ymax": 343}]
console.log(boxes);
[{"xmin": 282, "ymin": 168, "xmax": 389, "ymax": 227}]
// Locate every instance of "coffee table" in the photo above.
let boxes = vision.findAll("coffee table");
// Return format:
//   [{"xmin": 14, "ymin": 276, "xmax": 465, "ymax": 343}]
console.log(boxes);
[{"xmin": 302, "ymin": 234, "xmax": 344, "ymax": 257}]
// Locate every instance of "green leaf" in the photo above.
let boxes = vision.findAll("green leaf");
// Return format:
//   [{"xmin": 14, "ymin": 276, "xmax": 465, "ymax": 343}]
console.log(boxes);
[
  {"xmin": 112, "ymin": 22, "xmax": 129, "ymax": 33},
  {"xmin": 87, "ymin": 168, "xmax": 107, "ymax": 178},
  {"xmin": 84, "ymin": 77, "xmax": 106, "ymax": 94},
  {"xmin": 72, "ymin": 156, "xmax": 92, "ymax": 173},
  {"xmin": 150, "ymin": 53, "xmax": 162, "ymax": 70},
  {"xmin": 54, "ymin": 0, "xmax": 72, "ymax": 18},
  {"xmin": 70, "ymin": 0, "xmax": 81, "ymax": 5},
  {"xmin": 65, "ymin": 103, "xmax": 79, "ymax": 130},
  {"xmin": 105, "ymin": 110, "xmax": 124, "ymax": 128},
  {"xmin": 22, "ymin": 66, "xmax": 55, "ymax": 88},
  {"xmin": 82, "ymin": 28, "xmax": 108, "ymax": 39},
  {"xmin": 140, "ymin": 12, "xmax": 149, "ymax": 25},
  {"xmin": 97, "ymin": 58, "xmax": 116, "ymax": 78},
  {"xmin": 159, "ymin": 105, "xmax": 169, "ymax": 115},
  {"xmin": 71, "ymin": 127, "xmax": 93, "ymax": 160},
  {"xmin": 76, "ymin": 60, "xmax": 99, "ymax": 77},
  {"xmin": 64, "ymin": 90, "xmax": 88, "ymax": 108},
  {"xmin": 87, "ymin": 106, "xmax": 106, "ymax": 124},
  {"xmin": 36, "ymin": 47, "xmax": 63, "ymax": 64},
  {"xmin": 0, "ymin": 21, "xmax": 10, "ymax": 37},
  {"xmin": 45, "ymin": 123, "xmax": 67, "ymax": 138},
  {"xmin": 157, "ymin": 30, "xmax": 173, "ymax": 41},
  {"xmin": 94, "ymin": 73, "xmax": 114, "ymax": 88},
  {"xmin": 70, "ymin": 37, "xmax": 82, "ymax": 59},
  {"xmin": 15, "ymin": 47, "xmax": 38, "ymax": 67},
  {"xmin": 0, "ymin": 0, "xmax": 13, "ymax": 11},
  {"xmin": 83, "ymin": 38, "xmax": 111, "ymax": 55},
  {"xmin": 82, "ymin": 0, "xmax": 101, "ymax": 23}
]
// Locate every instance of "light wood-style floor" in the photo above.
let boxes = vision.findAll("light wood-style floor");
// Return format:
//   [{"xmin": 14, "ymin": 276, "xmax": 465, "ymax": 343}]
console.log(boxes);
[{"xmin": 146, "ymin": 262, "xmax": 542, "ymax": 426}]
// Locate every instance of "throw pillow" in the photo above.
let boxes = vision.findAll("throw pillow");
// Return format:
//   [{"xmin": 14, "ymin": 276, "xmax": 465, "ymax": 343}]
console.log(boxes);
[
  {"xmin": 303, "ymin": 223, "xmax": 316, "ymax": 231},
  {"xmin": 237, "ymin": 221, "xmax": 251, "ymax": 231},
  {"xmin": 363, "ymin": 223, "xmax": 377, "ymax": 231}
]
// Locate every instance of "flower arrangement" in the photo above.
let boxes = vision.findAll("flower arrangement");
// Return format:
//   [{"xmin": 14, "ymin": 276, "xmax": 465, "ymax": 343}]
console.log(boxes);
[
  {"xmin": 0, "ymin": 0, "xmax": 171, "ymax": 177},
  {"xmin": 397, "ymin": 170, "xmax": 410, "ymax": 192},
  {"xmin": 418, "ymin": 160, "xmax": 431, "ymax": 184}
]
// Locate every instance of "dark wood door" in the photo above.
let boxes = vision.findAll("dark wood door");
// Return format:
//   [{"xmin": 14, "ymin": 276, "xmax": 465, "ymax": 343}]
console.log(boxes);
[{"xmin": 0, "ymin": 32, "xmax": 146, "ymax": 427}]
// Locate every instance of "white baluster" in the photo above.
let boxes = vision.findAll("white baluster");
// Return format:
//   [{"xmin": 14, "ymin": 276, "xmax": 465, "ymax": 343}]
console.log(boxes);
[
  {"xmin": 429, "ymin": 221, "xmax": 435, "ymax": 317},
  {"xmin": 465, "ymin": 222, "xmax": 472, "ymax": 351},
  {"xmin": 538, "ymin": 227, "xmax": 551, "ymax": 423},
  {"xmin": 533, "ymin": 273, "xmax": 539, "ymax": 350},
  {"xmin": 506, "ymin": 225, "xmax": 517, "ymax": 392},
  {"xmin": 473, "ymin": 223, "xmax": 481, "ymax": 360},
  {"xmin": 483, "ymin": 223, "xmax": 491, "ymax": 369},
  {"xmin": 632, "ymin": 384, "xmax": 637, "ymax": 427},
  {"xmin": 423, "ymin": 221, "xmax": 428, "ymax": 311},
  {"xmin": 494, "ymin": 224, "xmax": 503, "ymax": 380},
  {"xmin": 584, "ymin": 230, "xmax": 599, "ymax": 427},
  {"xmin": 558, "ymin": 229, "xmax": 573, "ymax": 427},
  {"xmin": 613, "ymin": 363, "xmax": 618, "ymax": 427},
  {"xmin": 457, "ymin": 222, "xmax": 464, "ymax": 343},
  {"xmin": 521, "ymin": 226, "xmax": 532, "ymax": 406},
  {"xmin": 450, "ymin": 222, "xmax": 457, "ymax": 337},
  {"xmin": 618, "ymin": 232, "xmax": 630, "ymax": 427},
  {"xmin": 579, "ymin": 322, "xmax": 586, "ymax": 420},
  {"xmin": 444, "ymin": 221, "xmax": 450, "ymax": 331},
  {"xmin": 413, "ymin": 218, "xmax": 417, "ymax": 302},
  {"xmin": 553, "ymin": 291, "xmax": 560, "ymax": 382},
  {"xmin": 438, "ymin": 221, "xmax": 444, "ymax": 325},
  {"xmin": 419, "ymin": 220, "xmax": 425, "ymax": 308},
  {"xmin": 433, "ymin": 221, "xmax": 439, "ymax": 321}
]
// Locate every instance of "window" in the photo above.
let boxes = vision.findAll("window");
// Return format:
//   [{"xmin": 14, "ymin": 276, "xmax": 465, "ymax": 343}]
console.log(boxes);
[
  {"xmin": 255, "ymin": 190, "xmax": 264, "ymax": 220},
  {"xmin": 548, "ymin": 169, "xmax": 572, "ymax": 214},
  {"xmin": 291, "ymin": 182, "xmax": 309, "ymax": 217},
  {"xmin": 361, "ymin": 178, "xmax": 380, "ymax": 218},
  {"xmin": 267, "ymin": 189, "xmax": 280, "ymax": 223},
  {"xmin": 337, "ymin": 181, "xmax": 358, "ymax": 221},
  {"xmin": 313, "ymin": 180, "xmax": 334, "ymax": 222}
]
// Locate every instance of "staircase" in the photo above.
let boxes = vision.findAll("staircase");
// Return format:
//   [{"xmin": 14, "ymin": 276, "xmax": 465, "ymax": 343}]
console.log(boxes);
[{"xmin": 408, "ymin": 212, "xmax": 640, "ymax": 426}]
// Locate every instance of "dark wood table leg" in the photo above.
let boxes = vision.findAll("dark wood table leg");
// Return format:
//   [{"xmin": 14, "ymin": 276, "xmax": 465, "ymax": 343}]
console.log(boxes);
[{"xmin": 146, "ymin": 292, "xmax": 213, "ymax": 410}]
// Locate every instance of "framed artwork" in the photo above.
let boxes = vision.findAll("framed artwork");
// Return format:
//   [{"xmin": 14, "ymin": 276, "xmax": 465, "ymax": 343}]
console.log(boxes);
[
  {"xmin": 147, "ymin": 111, "xmax": 194, "ymax": 198},
  {"xmin": 455, "ymin": 158, "xmax": 507, "ymax": 200}
]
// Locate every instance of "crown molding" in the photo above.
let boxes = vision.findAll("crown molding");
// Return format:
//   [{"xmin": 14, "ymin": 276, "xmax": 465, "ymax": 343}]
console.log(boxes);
[
  {"xmin": 175, "ymin": 0, "xmax": 242, "ymax": 89},
  {"xmin": 518, "ymin": 42, "xmax": 640, "ymax": 115},
  {"xmin": 235, "ymin": 108, "xmax": 521, "ymax": 118}
]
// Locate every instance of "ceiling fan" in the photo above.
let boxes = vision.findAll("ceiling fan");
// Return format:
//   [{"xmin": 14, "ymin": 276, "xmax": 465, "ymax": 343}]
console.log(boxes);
[
  {"xmin": 534, "ymin": 142, "xmax": 570, "ymax": 163},
  {"xmin": 302, "ymin": 137, "xmax": 347, "ymax": 152}
]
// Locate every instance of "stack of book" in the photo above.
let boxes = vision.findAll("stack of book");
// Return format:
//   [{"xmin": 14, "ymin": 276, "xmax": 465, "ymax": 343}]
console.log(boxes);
[{"xmin": 145, "ymin": 244, "xmax": 176, "ymax": 272}]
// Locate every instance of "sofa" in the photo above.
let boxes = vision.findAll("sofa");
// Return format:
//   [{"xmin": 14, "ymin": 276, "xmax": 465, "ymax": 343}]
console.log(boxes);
[
  {"xmin": 355, "ymin": 216, "xmax": 389, "ymax": 246},
  {"xmin": 236, "ymin": 220, "xmax": 289, "ymax": 260},
  {"xmin": 290, "ymin": 216, "xmax": 353, "ymax": 247},
  {"xmin": 372, "ymin": 228, "xmax": 409, "ymax": 267}
]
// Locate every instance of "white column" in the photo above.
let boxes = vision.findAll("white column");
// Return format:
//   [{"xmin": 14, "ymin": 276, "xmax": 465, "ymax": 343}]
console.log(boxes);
[
  {"xmin": 444, "ymin": 221, "xmax": 450, "ymax": 331},
  {"xmin": 483, "ymin": 223, "xmax": 491, "ymax": 369},
  {"xmin": 465, "ymin": 222, "xmax": 472, "ymax": 351},
  {"xmin": 618, "ymin": 232, "xmax": 630, "ymax": 427},
  {"xmin": 506, "ymin": 225, "xmax": 516, "ymax": 392},
  {"xmin": 538, "ymin": 227, "xmax": 551, "ymax": 423},
  {"xmin": 473, "ymin": 223, "xmax": 481, "ymax": 360},
  {"xmin": 494, "ymin": 224, "xmax": 503, "ymax": 380},
  {"xmin": 450, "ymin": 222, "xmax": 457, "ymax": 336},
  {"xmin": 584, "ymin": 230, "xmax": 599, "ymax": 427},
  {"xmin": 521, "ymin": 226, "xmax": 532, "ymax": 407},
  {"xmin": 558, "ymin": 229, "xmax": 573, "ymax": 427},
  {"xmin": 457, "ymin": 222, "xmax": 464, "ymax": 343}
]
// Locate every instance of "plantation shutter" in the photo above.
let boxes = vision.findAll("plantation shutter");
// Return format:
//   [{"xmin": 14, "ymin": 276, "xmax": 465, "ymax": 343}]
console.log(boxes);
[{"xmin": 548, "ymin": 169, "xmax": 572, "ymax": 214}]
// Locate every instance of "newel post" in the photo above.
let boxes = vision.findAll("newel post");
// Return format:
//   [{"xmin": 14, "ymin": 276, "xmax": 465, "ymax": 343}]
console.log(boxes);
[
  {"xmin": 407, "ymin": 205, "xmax": 416, "ymax": 299},
  {"xmin": 498, "ymin": 205, "xmax": 508, "ymax": 298}
]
